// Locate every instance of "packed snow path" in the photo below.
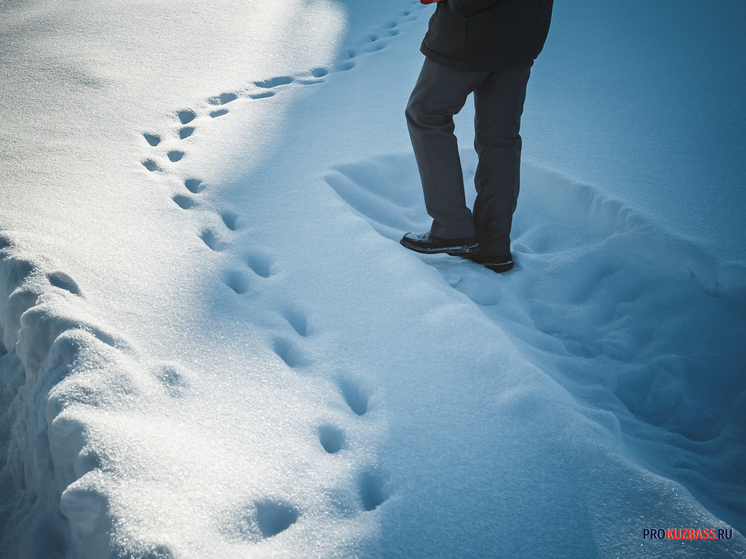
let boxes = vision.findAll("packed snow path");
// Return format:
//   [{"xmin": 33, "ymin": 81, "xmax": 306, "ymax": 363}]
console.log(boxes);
[{"xmin": 2, "ymin": 0, "xmax": 745, "ymax": 557}]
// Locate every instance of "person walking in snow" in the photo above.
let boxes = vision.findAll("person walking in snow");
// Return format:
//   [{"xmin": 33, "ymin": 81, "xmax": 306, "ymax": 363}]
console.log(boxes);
[{"xmin": 400, "ymin": 0, "xmax": 553, "ymax": 272}]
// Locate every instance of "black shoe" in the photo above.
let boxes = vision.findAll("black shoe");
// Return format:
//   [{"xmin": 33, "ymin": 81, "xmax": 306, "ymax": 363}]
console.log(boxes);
[
  {"xmin": 400, "ymin": 232, "xmax": 479, "ymax": 256},
  {"xmin": 465, "ymin": 252, "xmax": 514, "ymax": 273}
]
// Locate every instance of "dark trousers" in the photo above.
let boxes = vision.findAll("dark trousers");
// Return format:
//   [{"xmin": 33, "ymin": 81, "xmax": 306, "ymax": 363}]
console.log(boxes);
[{"xmin": 406, "ymin": 58, "xmax": 530, "ymax": 255}]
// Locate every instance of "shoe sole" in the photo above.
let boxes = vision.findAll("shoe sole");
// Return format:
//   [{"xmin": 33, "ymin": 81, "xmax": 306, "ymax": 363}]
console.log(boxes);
[
  {"xmin": 483, "ymin": 261, "xmax": 514, "ymax": 273},
  {"xmin": 462, "ymin": 254, "xmax": 514, "ymax": 273},
  {"xmin": 400, "ymin": 239, "xmax": 479, "ymax": 256}
]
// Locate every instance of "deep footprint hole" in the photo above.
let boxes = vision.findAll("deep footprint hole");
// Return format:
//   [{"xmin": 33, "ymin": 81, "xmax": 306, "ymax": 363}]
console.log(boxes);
[
  {"xmin": 210, "ymin": 109, "xmax": 228, "ymax": 118},
  {"xmin": 247, "ymin": 253, "xmax": 273, "ymax": 278},
  {"xmin": 177, "ymin": 110, "xmax": 196, "ymax": 125},
  {"xmin": 168, "ymin": 150, "xmax": 184, "ymax": 162},
  {"xmin": 248, "ymin": 91, "xmax": 275, "ymax": 100},
  {"xmin": 184, "ymin": 178, "xmax": 204, "ymax": 193},
  {"xmin": 271, "ymin": 337, "xmax": 306, "ymax": 368},
  {"xmin": 179, "ymin": 127, "xmax": 195, "ymax": 139},
  {"xmin": 143, "ymin": 133, "xmax": 161, "ymax": 146},
  {"xmin": 199, "ymin": 230, "xmax": 223, "ymax": 251},
  {"xmin": 318, "ymin": 425, "xmax": 345, "ymax": 454},
  {"xmin": 254, "ymin": 76, "xmax": 294, "ymax": 89},
  {"xmin": 255, "ymin": 501, "xmax": 299, "ymax": 539},
  {"xmin": 338, "ymin": 378, "xmax": 369, "ymax": 416},
  {"xmin": 172, "ymin": 195, "xmax": 196, "ymax": 209},
  {"xmin": 142, "ymin": 159, "xmax": 161, "ymax": 172},
  {"xmin": 224, "ymin": 270, "xmax": 250, "ymax": 294},
  {"xmin": 359, "ymin": 471, "xmax": 388, "ymax": 512},
  {"xmin": 311, "ymin": 67, "xmax": 329, "ymax": 78},
  {"xmin": 209, "ymin": 92, "xmax": 238, "ymax": 105},
  {"xmin": 221, "ymin": 211, "xmax": 239, "ymax": 231},
  {"xmin": 283, "ymin": 309, "xmax": 308, "ymax": 337}
]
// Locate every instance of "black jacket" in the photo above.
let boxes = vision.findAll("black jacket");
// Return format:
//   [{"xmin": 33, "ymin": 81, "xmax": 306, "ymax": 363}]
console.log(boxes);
[{"xmin": 421, "ymin": 0, "xmax": 553, "ymax": 72}]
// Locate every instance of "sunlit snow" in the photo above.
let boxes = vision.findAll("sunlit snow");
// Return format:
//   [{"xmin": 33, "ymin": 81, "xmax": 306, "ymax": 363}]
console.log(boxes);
[{"xmin": 1, "ymin": 0, "xmax": 744, "ymax": 557}]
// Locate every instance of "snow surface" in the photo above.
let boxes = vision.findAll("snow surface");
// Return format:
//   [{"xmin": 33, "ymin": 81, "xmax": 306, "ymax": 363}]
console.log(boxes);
[{"xmin": 1, "ymin": 0, "xmax": 745, "ymax": 557}]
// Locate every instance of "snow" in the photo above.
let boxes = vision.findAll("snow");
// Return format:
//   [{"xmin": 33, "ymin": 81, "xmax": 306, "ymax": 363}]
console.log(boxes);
[{"xmin": 1, "ymin": 0, "xmax": 745, "ymax": 557}]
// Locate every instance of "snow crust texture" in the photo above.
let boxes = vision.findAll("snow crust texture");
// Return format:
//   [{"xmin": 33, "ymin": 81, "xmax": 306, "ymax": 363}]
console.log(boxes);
[
  {"xmin": 0, "ymin": 230, "xmax": 389, "ymax": 558},
  {"xmin": 1, "ymin": 0, "xmax": 746, "ymax": 557}
]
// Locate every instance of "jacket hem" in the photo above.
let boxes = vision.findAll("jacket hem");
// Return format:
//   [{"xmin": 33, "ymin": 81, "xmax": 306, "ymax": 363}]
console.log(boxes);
[{"xmin": 421, "ymin": 44, "xmax": 536, "ymax": 73}]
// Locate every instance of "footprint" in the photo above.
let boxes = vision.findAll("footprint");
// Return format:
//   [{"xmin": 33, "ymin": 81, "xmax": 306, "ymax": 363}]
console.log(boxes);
[
  {"xmin": 184, "ymin": 178, "xmax": 204, "ymax": 194},
  {"xmin": 386, "ymin": 28, "xmax": 400, "ymax": 36},
  {"xmin": 153, "ymin": 364, "xmax": 189, "ymax": 398},
  {"xmin": 359, "ymin": 470, "xmax": 388, "ymax": 512},
  {"xmin": 247, "ymin": 253, "xmax": 274, "ymax": 278},
  {"xmin": 334, "ymin": 49, "xmax": 356, "ymax": 72},
  {"xmin": 338, "ymin": 378, "xmax": 369, "ymax": 416},
  {"xmin": 282, "ymin": 309, "xmax": 308, "ymax": 337},
  {"xmin": 172, "ymin": 194, "xmax": 196, "ymax": 209},
  {"xmin": 221, "ymin": 211, "xmax": 239, "ymax": 231},
  {"xmin": 248, "ymin": 91, "xmax": 275, "ymax": 100},
  {"xmin": 210, "ymin": 109, "xmax": 228, "ymax": 118},
  {"xmin": 142, "ymin": 159, "xmax": 162, "ymax": 172},
  {"xmin": 177, "ymin": 110, "xmax": 196, "ymax": 125},
  {"xmin": 318, "ymin": 425, "xmax": 345, "ymax": 454},
  {"xmin": 368, "ymin": 43, "xmax": 386, "ymax": 53},
  {"xmin": 224, "ymin": 270, "xmax": 250, "ymax": 294},
  {"xmin": 168, "ymin": 150, "xmax": 185, "ymax": 162},
  {"xmin": 255, "ymin": 501, "xmax": 299, "ymax": 539},
  {"xmin": 271, "ymin": 337, "xmax": 307, "ymax": 368},
  {"xmin": 208, "ymin": 92, "xmax": 237, "ymax": 106},
  {"xmin": 199, "ymin": 229, "xmax": 223, "ymax": 251},
  {"xmin": 323, "ymin": 158, "xmax": 426, "ymax": 235},
  {"xmin": 179, "ymin": 127, "xmax": 195, "ymax": 140},
  {"xmin": 47, "ymin": 271, "xmax": 82, "ymax": 296},
  {"xmin": 230, "ymin": 500, "xmax": 299, "ymax": 542},
  {"xmin": 254, "ymin": 76, "xmax": 294, "ymax": 89},
  {"xmin": 143, "ymin": 133, "xmax": 161, "ymax": 147},
  {"xmin": 362, "ymin": 35, "xmax": 386, "ymax": 52},
  {"xmin": 311, "ymin": 68, "xmax": 329, "ymax": 78}
]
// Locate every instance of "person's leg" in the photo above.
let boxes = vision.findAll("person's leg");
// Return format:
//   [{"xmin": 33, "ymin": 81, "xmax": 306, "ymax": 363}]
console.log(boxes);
[
  {"xmin": 472, "ymin": 66, "xmax": 531, "ymax": 255},
  {"xmin": 406, "ymin": 58, "xmax": 489, "ymax": 239}
]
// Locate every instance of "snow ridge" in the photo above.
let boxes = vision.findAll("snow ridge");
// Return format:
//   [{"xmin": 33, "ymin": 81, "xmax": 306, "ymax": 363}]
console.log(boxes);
[
  {"xmin": 0, "ymin": 194, "xmax": 388, "ymax": 556},
  {"xmin": 0, "ymin": 233, "xmax": 142, "ymax": 556}
]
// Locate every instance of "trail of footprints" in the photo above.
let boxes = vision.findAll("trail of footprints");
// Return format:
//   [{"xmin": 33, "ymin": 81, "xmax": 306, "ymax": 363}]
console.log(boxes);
[
  {"xmin": 335, "ymin": 6, "xmax": 421, "ymax": 71},
  {"xmin": 136, "ymin": 6, "xmax": 429, "ymax": 542}
]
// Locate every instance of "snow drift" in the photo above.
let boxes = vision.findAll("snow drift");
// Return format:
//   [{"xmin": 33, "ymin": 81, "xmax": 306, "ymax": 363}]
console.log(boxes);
[{"xmin": 2, "ymin": 0, "xmax": 745, "ymax": 557}]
